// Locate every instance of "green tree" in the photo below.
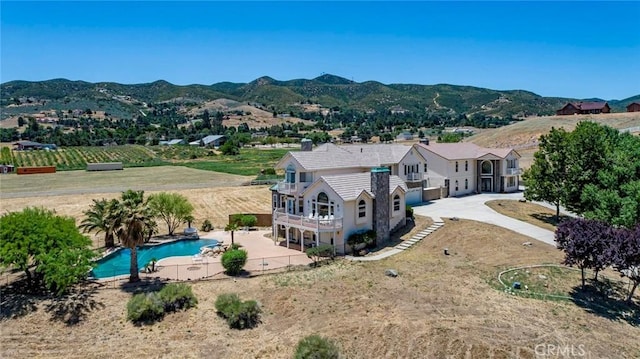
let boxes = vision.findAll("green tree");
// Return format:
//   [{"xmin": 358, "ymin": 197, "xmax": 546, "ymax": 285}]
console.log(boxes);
[
  {"xmin": 148, "ymin": 192, "xmax": 194, "ymax": 236},
  {"xmin": 564, "ymin": 122, "xmax": 619, "ymax": 217},
  {"xmin": 79, "ymin": 198, "xmax": 120, "ymax": 248},
  {"xmin": 112, "ymin": 190, "xmax": 156, "ymax": 282},
  {"xmin": 0, "ymin": 207, "xmax": 95, "ymax": 294},
  {"xmin": 522, "ymin": 127, "xmax": 570, "ymax": 221}
]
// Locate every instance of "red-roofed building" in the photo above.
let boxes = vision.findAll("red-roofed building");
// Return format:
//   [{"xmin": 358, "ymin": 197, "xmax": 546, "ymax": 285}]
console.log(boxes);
[{"xmin": 556, "ymin": 101, "xmax": 611, "ymax": 115}]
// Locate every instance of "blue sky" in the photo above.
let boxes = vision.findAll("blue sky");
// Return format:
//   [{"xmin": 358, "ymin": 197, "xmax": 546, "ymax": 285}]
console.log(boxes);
[{"xmin": 2, "ymin": 1, "xmax": 639, "ymax": 100}]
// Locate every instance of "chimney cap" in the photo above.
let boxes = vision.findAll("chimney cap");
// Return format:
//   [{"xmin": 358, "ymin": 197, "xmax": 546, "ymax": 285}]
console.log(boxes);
[{"xmin": 371, "ymin": 167, "xmax": 390, "ymax": 173}]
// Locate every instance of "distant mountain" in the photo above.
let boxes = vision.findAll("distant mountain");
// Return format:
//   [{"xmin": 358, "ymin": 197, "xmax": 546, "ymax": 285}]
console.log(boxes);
[{"xmin": 1, "ymin": 75, "xmax": 637, "ymax": 119}]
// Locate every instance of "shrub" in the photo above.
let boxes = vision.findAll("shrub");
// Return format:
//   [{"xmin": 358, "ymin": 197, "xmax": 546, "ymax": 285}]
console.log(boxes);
[
  {"xmin": 347, "ymin": 230, "xmax": 376, "ymax": 254},
  {"xmin": 127, "ymin": 292, "xmax": 164, "ymax": 323},
  {"xmin": 241, "ymin": 215, "xmax": 257, "ymax": 229},
  {"xmin": 215, "ymin": 293, "xmax": 262, "ymax": 329},
  {"xmin": 221, "ymin": 249, "xmax": 248, "ymax": 275},
  {"xmin": 294, "ymin": 335, "xmax": 341, "ymax": 359},
  {"xmin": 405, "ymin": 205, "xmax": 414, "ymax": 218},
  {"xmin": 158, "ymin": 283, "xmax": 198, "ymax": 312},
  {"xmin": 262, "ymin": 168, "xmax": 276, "ymax": 175},
  {"xmin": 306, "ymin": 244, "xmax": 335, "ymax": 266},
  {"xmin": 201, "ymin": 219, "xmax": 213, "ymax": 232}
]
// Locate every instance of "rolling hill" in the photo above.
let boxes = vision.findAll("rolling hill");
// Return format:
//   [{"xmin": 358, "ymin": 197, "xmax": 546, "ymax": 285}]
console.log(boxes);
[{"xmin": 2, "ymin": 75, "xmax": 638, "ymax": 121}]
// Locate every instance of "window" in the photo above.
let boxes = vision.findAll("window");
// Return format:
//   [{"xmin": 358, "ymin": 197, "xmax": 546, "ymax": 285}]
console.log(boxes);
[
  {"xmin": 285, "ymin": 164, "xmax": 296, "ymax": 183},
  {"xmin": 424, "ymin": 163, "xmax": 428, "ymax": 173},
  {"xmin": 455, "ymin": 161, "xmax": 459, "ymax": 172},
  {"xmin": 358, "ymin": 200, "xmax": 366, "ymax": 218},
  {"xmin": 481, "ymin": 161, "xmax": 492, "ymax": 175},
  {"xmin": 465, "ymin": 179, "xmax": 468, "ymax": 190},
  {"xmin": 299, "ymin": 172, "xmax": 308, "ymax": 182},
  {"xmin": 393, "ymin": 195, "xmax": 400, "ymax": 212},
  {"xmin": 465, "ymin": 161, "xmax": 468, "ymax": 171},
  {"xmin": 508, "ymin": 177, "xmax": 516, "ymax": 187},
  {"xmin": 455, "ymin": 180, "xmax": 459, "ymax": 191}
]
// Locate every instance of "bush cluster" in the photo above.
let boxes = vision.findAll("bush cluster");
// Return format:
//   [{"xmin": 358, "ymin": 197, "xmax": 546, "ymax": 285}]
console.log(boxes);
[
  {"xmin": 306, "ymin": 244, "xmax": 335, "ymax": 266},
  {"xmin": 221, "ymin": 248, "xmax": 248, "ymax": 276},
  {"xmin": 200, "ymin": 219, "xmax": 213, "ymax": 232},
  {"xmin": 346, "ymin": 230, "xmax": 376, "ymax": 253},
  {"xmin": 126, "ymin": 283, "xmax": 198, "ymax": 324},
  {"xmin": 294, "ymin": 334, "xmax": 341, "ymax": 359},
  {"xmin": 214, "ymin": 293, "xmax": 262, "ymax": 329},
  {"xmin": 405, "ymin": 205, "xmax": 414, "ymax": 218}
]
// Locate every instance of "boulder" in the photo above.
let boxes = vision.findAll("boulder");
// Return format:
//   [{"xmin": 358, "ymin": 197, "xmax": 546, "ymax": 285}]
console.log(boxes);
[{"xmin": 385, "ymin": 269, "xmax": 398, "ymax": 277}]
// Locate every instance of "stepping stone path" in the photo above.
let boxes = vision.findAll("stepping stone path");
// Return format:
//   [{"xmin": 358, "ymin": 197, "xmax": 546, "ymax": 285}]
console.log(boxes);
[{"xmin": 393, "ymin": 219, "xmax": 445, "ymax": 251}]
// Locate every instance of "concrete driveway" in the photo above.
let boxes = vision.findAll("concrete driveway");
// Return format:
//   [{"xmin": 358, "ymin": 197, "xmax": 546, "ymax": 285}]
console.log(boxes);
[{"xmin": 412, "ymin": 192, "xmax": 557, "ymax": 246}]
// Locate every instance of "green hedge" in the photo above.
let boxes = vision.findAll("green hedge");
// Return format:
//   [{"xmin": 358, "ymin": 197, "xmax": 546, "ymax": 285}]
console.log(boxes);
[
  {"xmin": 126, "ymin": 283, "xmax": 198, "ymax": 324},
  {"xmin": 158, "ymin": 283, "xmax": 198, "ymax": 312}
]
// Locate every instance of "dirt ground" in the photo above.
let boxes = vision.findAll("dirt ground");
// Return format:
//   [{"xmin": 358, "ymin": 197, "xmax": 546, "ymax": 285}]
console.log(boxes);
[{"xmin": 2, "ymin": 219, "xmax": 638, "ymax": 359}]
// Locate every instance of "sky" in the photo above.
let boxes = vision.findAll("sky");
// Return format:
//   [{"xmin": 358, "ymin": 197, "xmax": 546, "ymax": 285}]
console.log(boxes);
[{"xmin": 1, "ymin": 1, "xmax": 639, "ymax": 100}]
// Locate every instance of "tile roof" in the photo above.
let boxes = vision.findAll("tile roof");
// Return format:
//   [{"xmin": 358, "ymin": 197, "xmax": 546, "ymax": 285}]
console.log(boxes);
[
  {"xmin": 418, "ymin": 142, "xmax": 517, "ymax": 160},
  {"xmin": 280, "ymin": 143, "xmax": 415, "ymax": 171},
  {"xmin": 314, "ymin": 172, "xmax": 407, "ymax": 201}
]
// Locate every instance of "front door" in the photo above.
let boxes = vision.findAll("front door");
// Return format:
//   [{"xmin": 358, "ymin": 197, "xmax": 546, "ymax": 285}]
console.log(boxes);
[{"xmin": 481, "ymin": 178, "xmax": 492, "ymax": 192}]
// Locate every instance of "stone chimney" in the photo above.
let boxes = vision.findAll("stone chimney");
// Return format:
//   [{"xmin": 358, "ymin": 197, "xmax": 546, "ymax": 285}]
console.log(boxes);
[
  {"xmin": 301, "ymin": 138, "xmax": 313, "ymax": 151},
  {"xmin": 371, "ymin": 167, "xmax": 390, "ymax": 246}
]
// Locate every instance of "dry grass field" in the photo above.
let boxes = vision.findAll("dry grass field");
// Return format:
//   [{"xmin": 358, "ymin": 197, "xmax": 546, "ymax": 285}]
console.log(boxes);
[
  {"xmin": 467, "ymin": 112, "xmax": 640, "ymax": 169},
  {"xmin": 485, "ymin": 200, "xmax": 572, "ymax": 232},
  {"xmin": 0, "ymin": 167, "xmax": 273, "ymax": 247},
  {"xmin": 2, "ymin": 219, "xmax": 639, "ymax": 359}
]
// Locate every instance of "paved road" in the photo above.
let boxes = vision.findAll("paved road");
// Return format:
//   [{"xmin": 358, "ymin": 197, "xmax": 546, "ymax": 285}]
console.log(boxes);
[{"xmin": 412, "ymin": 192, "xmax": 558, "ymax": 246}]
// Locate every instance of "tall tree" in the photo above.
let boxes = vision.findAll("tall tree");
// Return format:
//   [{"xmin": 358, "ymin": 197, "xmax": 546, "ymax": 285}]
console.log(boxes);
[
  {"xmin": 0, "ymin": 207, "xmax": 95, "ymax": 294},
  {"xmin": 112, "ymin": 190, "xmax": 156, "ymax": 282},
  {"xmin": 609, "ymin": 225, "xmax": 640, "ymax": 303},
  {"xmin": 556, "ymin": 218, "xmax": 613, "ymax": 287},
  {"xmin": 79, "ymin": 198, "xmax": 120, "ymax": 248},
  {"xmin": 148, "ymin": 192, "xmax": 194, "ymax": 236},
  {"xmin": 523, "ymin": 127, "xmax": 570, "ymax": 221},
  {"xmin": 564, "ymin": 122, "xmax": 618, "ymax": 217}
]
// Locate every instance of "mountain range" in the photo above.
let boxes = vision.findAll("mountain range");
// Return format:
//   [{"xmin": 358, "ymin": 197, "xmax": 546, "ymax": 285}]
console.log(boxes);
[{"xmin": 2, "ymin": 74, "xmax": 638, "ymax": 120}]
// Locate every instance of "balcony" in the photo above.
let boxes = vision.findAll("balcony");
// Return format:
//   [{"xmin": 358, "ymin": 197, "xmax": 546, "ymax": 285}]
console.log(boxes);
[
  {"xmin": 406, "ymin": 172, "xmax": 423, "ymax": 182},
  {"xmin": 273, "ymin": 209, "xmax": 343, "ymax": 231},
  {"xmin": 506, "ymin": 168, "xmax": 522, "ymax": 175},
  {"xmin": 276, "ymin": 181, "xmax": 312, "ymax": 195}
]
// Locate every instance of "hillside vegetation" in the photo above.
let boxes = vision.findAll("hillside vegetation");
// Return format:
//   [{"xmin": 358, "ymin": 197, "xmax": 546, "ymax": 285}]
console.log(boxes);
[{"xmin": 3, "ymin": 75, "xmax": 638, "ymax": 121}]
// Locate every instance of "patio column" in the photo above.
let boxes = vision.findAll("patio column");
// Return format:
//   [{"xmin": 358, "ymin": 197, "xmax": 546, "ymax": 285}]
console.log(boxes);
[{"xmin": 285, "ymin": 226, "xmax": 290, "ymax": 249}]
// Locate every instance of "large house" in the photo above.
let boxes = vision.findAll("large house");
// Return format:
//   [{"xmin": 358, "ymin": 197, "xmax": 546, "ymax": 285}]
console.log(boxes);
[
  {"xmin": 270, "ymin": 140, "xmax": 520, "ymax": 254},
  {"xmin": 556, "ymin": 101, "xmax": 611, "ymax": 115},
  {"xmin": 415, "ymin": 142, "xmax": 521, "ymax": 198},
  {"xmin": 189, "ymin": 135, "xmax": 225, "ymax": 148}
]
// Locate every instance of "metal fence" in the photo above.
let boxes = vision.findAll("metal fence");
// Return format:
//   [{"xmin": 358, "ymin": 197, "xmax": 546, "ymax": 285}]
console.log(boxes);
[{"xmin": 0, "ymin": 253, "xmax": 312, "ymax": 290}]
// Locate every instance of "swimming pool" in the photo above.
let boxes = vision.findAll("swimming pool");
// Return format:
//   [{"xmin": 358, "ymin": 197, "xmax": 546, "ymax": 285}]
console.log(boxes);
[{"xmin": 91, "ymin": 238, "xmax": 218, "ymax": 279}]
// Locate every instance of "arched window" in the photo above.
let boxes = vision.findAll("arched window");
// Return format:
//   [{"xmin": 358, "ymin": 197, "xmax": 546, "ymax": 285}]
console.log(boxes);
[
  {"xmin": 465, "ymin": 178, "xmax": 468, "ymax": 190},
  {"xmin": 455, "ymin": 161, "xmax": 459, "ymax": 172},
  {"xmin": 481, "ymin": 160, "xmax": 493, "ymax": 175},
  {"xmin": 358, "ymin": 200, "xmax": 366, "ymax": 218},
  {"xmin": 465, "ymin": 161, "xmax": 468, "ymax": 171},
  {"xmin": 393, "ymin": 194, "xmax": 401, "ymax": 212},
  {"xmin": 316, "ymin": 192, "xmax": 331, "ymax": 217}
]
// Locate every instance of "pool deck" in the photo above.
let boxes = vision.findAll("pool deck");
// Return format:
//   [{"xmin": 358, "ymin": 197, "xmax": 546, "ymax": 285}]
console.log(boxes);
[{"xmin": 136, "ymin": 229, "xmax": 312, "ymax": 281}]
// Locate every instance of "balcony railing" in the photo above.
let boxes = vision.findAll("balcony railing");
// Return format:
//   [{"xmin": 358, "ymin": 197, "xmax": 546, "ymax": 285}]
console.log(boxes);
[
  {"xmin": 406, "ymin": 172, "xmax": 423, "ymax": 182},
  {"xmin": 276, "ymin": 181, "xmax": 312, "ymax": 195},
  {"xmin": 273, "ymin": 209, "xmax": 343, "ymax": 231},
  {"xmin": 506, "ymin": 168, "xmax": 522, "ymax": 175}
]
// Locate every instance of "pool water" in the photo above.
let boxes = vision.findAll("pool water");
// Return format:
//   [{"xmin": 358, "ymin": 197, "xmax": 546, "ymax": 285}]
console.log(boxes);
[{"xmin": 91, "ymin": 238, "xmax": 218, "ymax": 279}]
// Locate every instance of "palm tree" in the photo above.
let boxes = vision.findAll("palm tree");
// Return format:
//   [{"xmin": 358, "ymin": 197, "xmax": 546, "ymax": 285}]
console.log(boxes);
[
  {"xmin": 113, "ymin": 190, "xmax": 156, "ymax": 282},
  {"xmin": 79, "ymin": 198, "xmax": 120, "ymax": 248},
  {"xmin": 224, "ymin": 221, "xmax": 239, "ymax": 246}
]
